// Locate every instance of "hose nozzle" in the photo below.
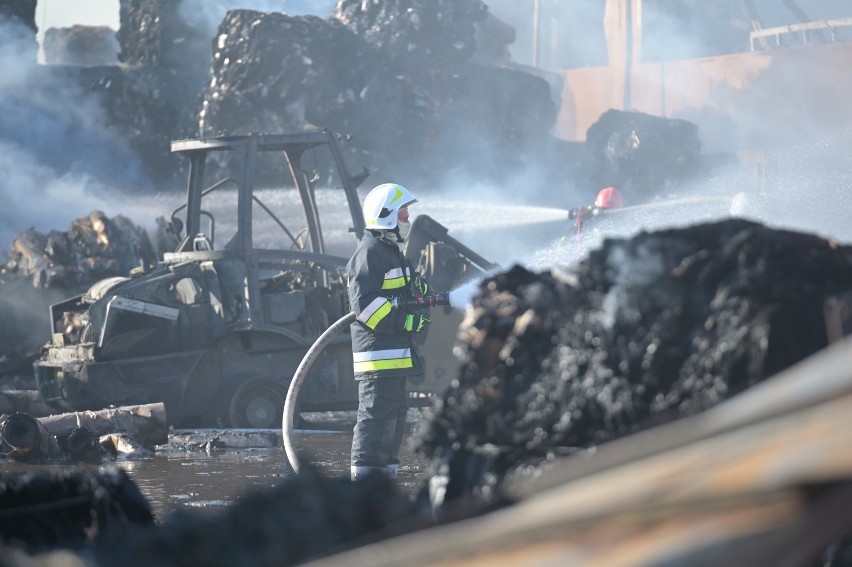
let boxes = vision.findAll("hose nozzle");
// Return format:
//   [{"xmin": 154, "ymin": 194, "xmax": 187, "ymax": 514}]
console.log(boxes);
[
  {"xmin": 397, "ymin": 292, "xmax": 450, "ymax": 310},
  {"xmin": 416, "ymin": 292, "xmax": 450, "ymax": 308}
]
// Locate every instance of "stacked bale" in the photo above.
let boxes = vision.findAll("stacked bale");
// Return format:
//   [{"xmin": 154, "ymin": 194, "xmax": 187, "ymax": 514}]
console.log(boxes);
[
  {"xmin": 417, "ymin": 219, "xmax": 852, "ymax": 507},
  {"xmin": 334, "ymin": 0, "xmax": 556, "ymax": 180},
  {"xmin": 585, "ymin": 109, "xmax": 703, "ymax": 204},
  {"xmin": 332, "ymin": 0, "xmax": 488, "ymax": 78},
  {"xmin": 43, "ymin": 25, "xmax": 119, "ymax": 66},
  {"xmin": 0, "ymin": 0, "xmax": 37, "ymax": 61},
  {"xmin": 201, "ymin": 11, "xmax": 375, "ymax": 137},
  {"xmin": 201, "ymin": 2, "xmax": 556, "ymax": 184},
  {"xmin": 115, "ymin": 0, "xmax": 210, "ymax": 179},
  {"xmin": 117, "ymin": 0, "xmax": 210, "ymax": 73}
]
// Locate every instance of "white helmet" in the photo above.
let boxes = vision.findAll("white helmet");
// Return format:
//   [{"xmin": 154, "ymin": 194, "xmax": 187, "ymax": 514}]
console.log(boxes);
[{"xmin": 362, "ymin": 183, "xmax": 417, "ymax": 230}]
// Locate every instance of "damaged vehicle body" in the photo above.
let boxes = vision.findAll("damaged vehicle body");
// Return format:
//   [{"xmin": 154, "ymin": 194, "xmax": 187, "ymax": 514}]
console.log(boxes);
[{"xmin": 35, "ymin": 131, "xmax": 491, "ymax": 428}]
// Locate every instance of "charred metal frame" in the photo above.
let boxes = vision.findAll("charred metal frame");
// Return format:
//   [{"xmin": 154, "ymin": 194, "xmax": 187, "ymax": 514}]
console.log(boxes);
[{"xmin": 169, "ymin": 131, "xmax": 367, "ymax": 330}]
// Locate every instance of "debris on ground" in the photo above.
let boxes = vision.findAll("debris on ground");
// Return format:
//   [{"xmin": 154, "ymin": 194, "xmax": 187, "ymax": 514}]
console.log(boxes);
[
  {"xmin": 0, "ymin": 403, "xmax": 167, "ymax": 463},
  {"xmin": 166, "ymin": 429, "xmax": 281, "ymax": 451}
]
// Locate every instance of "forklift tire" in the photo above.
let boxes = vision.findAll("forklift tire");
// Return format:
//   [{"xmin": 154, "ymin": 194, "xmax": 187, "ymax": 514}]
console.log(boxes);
[{"xmin": 228, "ymin": 378, "xmax": 286, "ymax": 429}]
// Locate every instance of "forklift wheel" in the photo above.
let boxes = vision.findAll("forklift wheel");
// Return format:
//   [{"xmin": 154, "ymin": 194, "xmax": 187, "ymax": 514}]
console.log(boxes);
[{"xmin": 228, "ymin": 378, "xmax": 286, "ymax": 429}]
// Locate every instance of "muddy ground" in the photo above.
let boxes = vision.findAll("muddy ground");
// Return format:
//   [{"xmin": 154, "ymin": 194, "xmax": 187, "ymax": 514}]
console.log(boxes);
[{"xmin": 0, "ymin": 413, "xmax": 425, "ymax": 522}]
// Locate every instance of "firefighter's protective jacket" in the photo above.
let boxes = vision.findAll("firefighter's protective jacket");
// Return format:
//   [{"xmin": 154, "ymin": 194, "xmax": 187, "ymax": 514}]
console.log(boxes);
[{"xmin": 347, "ymin": 229, "xmax": 424, "ymax": 380}]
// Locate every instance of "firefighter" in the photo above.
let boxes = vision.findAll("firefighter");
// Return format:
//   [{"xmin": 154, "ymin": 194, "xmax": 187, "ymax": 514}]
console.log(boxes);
[{"xmin": 347, "ymin": 183, "xmax": 431, "ymax": 481}]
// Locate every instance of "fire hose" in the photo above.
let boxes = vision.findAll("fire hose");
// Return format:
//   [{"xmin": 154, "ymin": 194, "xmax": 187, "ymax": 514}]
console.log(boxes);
[{"xmin": 282, "ymin": 292, "xmax": 451, "ymax": 473}]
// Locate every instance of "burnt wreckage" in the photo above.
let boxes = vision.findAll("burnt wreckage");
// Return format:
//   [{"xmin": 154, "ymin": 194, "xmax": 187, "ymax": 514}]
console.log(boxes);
[{"xmin": 34, "ymin": 131, "xmax": 493, "ymax": 428}]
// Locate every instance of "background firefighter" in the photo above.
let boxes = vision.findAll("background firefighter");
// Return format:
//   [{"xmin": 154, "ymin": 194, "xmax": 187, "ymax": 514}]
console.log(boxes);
[{"xmin": 347, "ymin": 183, "xmax": 431, "ymax": 481}]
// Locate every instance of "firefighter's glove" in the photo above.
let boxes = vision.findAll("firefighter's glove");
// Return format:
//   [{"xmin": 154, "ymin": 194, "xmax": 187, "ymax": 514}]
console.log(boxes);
[
  {"xmin": 411, "ymin": 275, "xmax": 429, "ymax": 297},
  {"xmin": 404, "ymin": 313, "xmax": 431, "ymax": 333}
]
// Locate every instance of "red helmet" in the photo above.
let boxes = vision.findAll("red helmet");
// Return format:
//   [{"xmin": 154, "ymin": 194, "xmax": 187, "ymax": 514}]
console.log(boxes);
[{"xmin": 594, "ymin": 187, "xmax": 624, "ymax": 209}]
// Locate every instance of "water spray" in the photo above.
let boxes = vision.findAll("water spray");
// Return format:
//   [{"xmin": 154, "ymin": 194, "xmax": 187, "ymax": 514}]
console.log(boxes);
[{"xmin": 281, "ymin": 286, "xmax": 474, "ymax": 473}]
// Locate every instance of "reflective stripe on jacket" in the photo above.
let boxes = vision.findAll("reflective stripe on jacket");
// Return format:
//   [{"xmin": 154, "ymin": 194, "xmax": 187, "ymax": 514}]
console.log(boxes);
[{"xmin": 346, "ymin": 230, "xmax": 423, "ymax": 380}]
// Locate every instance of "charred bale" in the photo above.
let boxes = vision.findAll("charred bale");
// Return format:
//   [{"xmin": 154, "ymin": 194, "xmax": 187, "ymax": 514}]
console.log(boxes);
[
  {"xmin": 116, "ymin": 0, "xmax": 164, "ymax": 67},
  {"xmin": 0, "ymin": 467, "xmax": 153, "ymax": 554},
  {"xmin": 43, "ymin": 25, "xmax": 119, "ymax": 66},
  {"xmin": 201, "ymin": 10, "xmax": 375, "ymax": 138},
  {"xmin": 117, "ymin": 0, "xmax": 209, "ymax": 72},
  {"xmin": 417, "ymin": 219, "xmax": 852, "ymax": 508},
  {"xmin": 0, "ymin": 0, "xmax": 37, "ymax": 61},
  {"xmin": 68, "ymin": 65, "xmax": 187, "ymax": 182},
  {"xmin": 201, "ymin": 3, "xmax": 555, "ymax": 185},
  {"xmin": 473, "ymin": 11, "xmax": 515, "ymax": 65},
  {"xmin": 91, "ymin": 465, "xmax": 416, "ymax": 567},
  {"xmin": 332, "ymin": 0, "xmax": 488, "ymax": 80},
  {"xmin": 433, "ymin": 63, "xmax": 556, "ymax": 174},
  {"xmin": 585, "ymin": 109, "xmax": 703, "ymax": 204},
  {"xmin": 2, "ymin": 63, "xmax": 182, "ymax": 185}
]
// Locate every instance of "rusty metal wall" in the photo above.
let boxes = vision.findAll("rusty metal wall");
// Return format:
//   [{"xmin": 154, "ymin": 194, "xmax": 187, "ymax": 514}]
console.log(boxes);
[{"xmin": 556, "ymin": 41, "xmax": 852, "ymax": 155}]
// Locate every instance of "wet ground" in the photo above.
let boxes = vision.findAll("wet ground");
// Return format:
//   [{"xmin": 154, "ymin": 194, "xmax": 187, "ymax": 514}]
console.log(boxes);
[{"xmin": 0, "ymin": 415, "xmax": 429, "ymax": 523}]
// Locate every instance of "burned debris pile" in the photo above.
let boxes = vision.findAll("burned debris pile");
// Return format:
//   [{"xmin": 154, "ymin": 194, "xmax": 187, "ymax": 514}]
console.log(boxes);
[
  {"xmin": 0, "ymin": 212, "xmax": 157, "ymax": 383},
  {"xmin": 4, "ymin": 211, "xmax": 156, "ymax": 290},
  {"xmin": 1, "ymin": 0, "xmax": 204, "ymax": 190},
  {"xmin": 417, "ymin": 218, "xmax": 852, "ymax": 507},
  {"xmin": 0, "ymin": 467, "xmax": 153, "ymax": 555}
]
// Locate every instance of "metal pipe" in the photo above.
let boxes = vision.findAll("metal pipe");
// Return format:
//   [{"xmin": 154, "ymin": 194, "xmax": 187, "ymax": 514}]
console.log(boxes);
[{"xmin": 532, "ymin": 0, "xmax": 541, "ymax": 68}]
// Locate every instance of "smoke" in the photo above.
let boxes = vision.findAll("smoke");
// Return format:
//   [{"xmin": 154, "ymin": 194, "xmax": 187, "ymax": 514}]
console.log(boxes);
[
  {"xmin": 486, "ymin": 0, "xmax": 607, "ymax": 69},
  {"xmin": 0, "ymin": 16, "xmax": 155, "ymax": 254},
  {"xmin": 5, "ymin": 1, "xmax": 850, "ymax": 270},
  {"xmin": 0, "ymin": 278, "xmax": 68, "ymax": 358}
]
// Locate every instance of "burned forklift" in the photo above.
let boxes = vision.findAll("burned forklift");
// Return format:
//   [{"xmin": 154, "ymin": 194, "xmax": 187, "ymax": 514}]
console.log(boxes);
[{"xmin": 34, "ymin": 131, "xmax": 493, "ymax": 428}]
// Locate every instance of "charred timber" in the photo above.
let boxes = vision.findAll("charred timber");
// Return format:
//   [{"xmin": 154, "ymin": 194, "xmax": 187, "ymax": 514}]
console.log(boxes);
[{"xmin": 39, "ymin": 402, "xmax": 168, "ymax": 450}]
